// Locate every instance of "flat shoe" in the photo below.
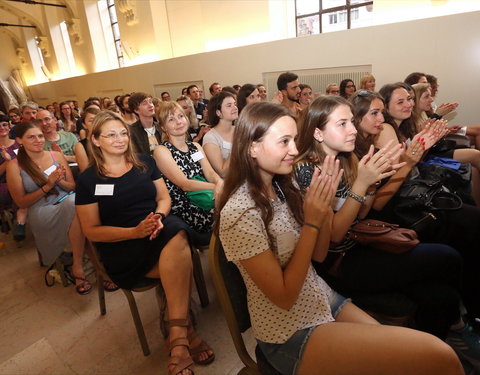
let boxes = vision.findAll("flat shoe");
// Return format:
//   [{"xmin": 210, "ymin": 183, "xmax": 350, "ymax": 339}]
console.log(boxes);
[{"xmin": 188, "ymin": 330, "xmax": 215, "ymax": 365}]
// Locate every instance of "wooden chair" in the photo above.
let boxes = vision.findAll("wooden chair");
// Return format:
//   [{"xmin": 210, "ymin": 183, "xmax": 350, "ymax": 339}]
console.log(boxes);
[
  {"xmin": 87, "ymin": 241, "xmax": 210, "ymax": 356},
  {"xmin": 208, "ymin": 234, "xmax": 281, "ymax": 375}
]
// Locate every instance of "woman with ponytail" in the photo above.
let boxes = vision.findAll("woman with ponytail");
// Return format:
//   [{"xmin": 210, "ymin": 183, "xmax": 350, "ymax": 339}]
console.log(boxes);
[{"xmin": 6, "ymin": 122, "xmax": 91, "ymax": 294}]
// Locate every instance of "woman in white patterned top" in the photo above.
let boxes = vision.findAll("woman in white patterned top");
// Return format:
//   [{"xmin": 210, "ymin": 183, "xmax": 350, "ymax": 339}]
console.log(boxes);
[{"xmin": 217, "ymin": 102, "xmax": 463, "ymax": 375}]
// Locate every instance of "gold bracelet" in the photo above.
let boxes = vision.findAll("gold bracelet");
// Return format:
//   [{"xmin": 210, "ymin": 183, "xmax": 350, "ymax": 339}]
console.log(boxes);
[{"xmin": 304, "ymin": 222, "xmax": 321, "ymax": 231}]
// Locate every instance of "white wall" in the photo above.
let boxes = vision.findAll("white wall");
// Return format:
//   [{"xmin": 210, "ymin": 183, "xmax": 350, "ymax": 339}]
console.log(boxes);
[{"xmin": 28, "ymin": 11, "xmax": 480, "ymax": 125}]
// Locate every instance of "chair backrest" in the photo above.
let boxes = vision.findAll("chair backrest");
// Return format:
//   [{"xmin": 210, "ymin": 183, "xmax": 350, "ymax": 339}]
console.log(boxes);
[{"xmin": 209, "ymin": 234, "xmax": 259, "ymax": 374}]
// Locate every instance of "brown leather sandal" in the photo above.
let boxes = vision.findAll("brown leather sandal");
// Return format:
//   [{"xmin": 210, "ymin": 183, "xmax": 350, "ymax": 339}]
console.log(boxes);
[
  {"xmin": 167, "ymin": 319, "xmax": 195, "ymax": 375},
  {"xmin": 187, "ymin": 328, "xmax": 215, "ymax": 366}
]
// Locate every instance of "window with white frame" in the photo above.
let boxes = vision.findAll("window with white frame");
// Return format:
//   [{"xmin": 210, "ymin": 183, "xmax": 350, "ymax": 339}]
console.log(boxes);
[{"xmin": 295, "ymin": 0, "xmax": 373, "ymax": 36}]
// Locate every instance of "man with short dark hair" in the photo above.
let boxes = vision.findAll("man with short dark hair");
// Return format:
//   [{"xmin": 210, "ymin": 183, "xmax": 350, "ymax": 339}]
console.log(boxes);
[
  {"xmin": 187, "ymin": 85, "xmax": 206, "ymax": 122},
  {"xmin": 128, "ymin": 92, "xmax": 161, "ymax": 155},
  {"xmin": 161, "ymin": 92, "xmax": 171, "ymax": 102},
  {"xmin": 209, "ymin": 82, "xmax": 222, "ymax": 96},
  {"xmin": 277, "ymin": 72, "xmax": 302, "ymax": 116}
]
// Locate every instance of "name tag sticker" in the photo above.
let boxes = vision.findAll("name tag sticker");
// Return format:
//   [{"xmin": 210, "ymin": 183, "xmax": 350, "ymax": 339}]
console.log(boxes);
[
  {"xmin": 191, "ymin": 151, "xmax": 204, "ymax": 162},
  {"xmin": 277, "ymin": 231, "xmax": 296, "ymax": 256},
  {"xmin": 196, "ymin": 114, "xmax": 202, "ymax": 120},
  {"xmin": 334, "ymin": 197, "xmax": 346, "ymax": 211},
  {"xmin": 95, "ymin": 184, "xmax": 114, "ymax": 196},
  {"xmin": 222, "ymin": 141, "xmax": 232, "ymax": 150},
  {"xmin": 13, "ymin": 149, "xmax": 18, "ymax": 155},
  {"xmin": 44, "ymin": 165, "xmax": 56, "ymax": 176}
]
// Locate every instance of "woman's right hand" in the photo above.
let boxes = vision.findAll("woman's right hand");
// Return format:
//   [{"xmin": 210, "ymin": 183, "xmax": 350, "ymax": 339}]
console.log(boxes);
[
  {"xmin": 45, "ymin": 165, "xmax": 65, "ymax": 189},
  {"xmin": 303, "ymin": 156, "xmax": 343, "ymax": 227},
  {"xmin": 134, "ymin": 212, "xmax": 159, "ymax": 239},
  {"xmin": 357, "ymin": 142, "xmax": 402, "ymax": 187}
]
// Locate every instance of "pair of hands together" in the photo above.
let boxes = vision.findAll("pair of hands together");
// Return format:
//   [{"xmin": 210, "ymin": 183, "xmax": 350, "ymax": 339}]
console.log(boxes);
[{"xmin": 135, "ymin": 212, "xmax": 164, "ymax": 240}]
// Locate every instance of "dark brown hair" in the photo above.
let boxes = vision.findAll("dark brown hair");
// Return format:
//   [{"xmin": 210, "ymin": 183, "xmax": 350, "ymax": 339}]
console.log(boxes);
[
  {"xmin": 207, "ymin": 91, "xmax": 236, "ymax": 126},
  {"xmin": 15, "ymin": 122, "xmax": 58, "ymax": 196},
  {"xmin": 296, "ymin": 96, "xmax": 358, "ymax": 187},
  {"xmin": 350, "ymin": 90, "xmax": 384, "ymax": 158},
  {"xmin": 214, "ymin": 102, "xmax": 304, "ymax": 246}
]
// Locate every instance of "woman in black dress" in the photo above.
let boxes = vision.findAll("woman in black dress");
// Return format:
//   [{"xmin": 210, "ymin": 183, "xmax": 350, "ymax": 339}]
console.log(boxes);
[{"xmin": 75, "ymin": 110, "xmax": 213, "ymax": 375}]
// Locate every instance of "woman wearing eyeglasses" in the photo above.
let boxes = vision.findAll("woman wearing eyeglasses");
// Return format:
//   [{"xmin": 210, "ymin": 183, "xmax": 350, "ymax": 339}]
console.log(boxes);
[
  {"xmin": 6, "ymin": 121, "xmax": 90, "ymax": 294},
  {"xmin": 75, "ymin": 110, "xmax": 212, "ymax": 375},
  {"xmin": 339, "ymin": 79, "xmax": 356, "ymax": 100}
]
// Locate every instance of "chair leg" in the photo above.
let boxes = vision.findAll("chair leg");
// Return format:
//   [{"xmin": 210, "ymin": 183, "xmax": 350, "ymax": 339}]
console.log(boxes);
[
  {"xmin": 122, "ymin": 289, "xmax": 151, "ymax": 356},
  {"xmin": 192, "ymin": 247, "xmax": 209, "ymax": 308},
  {"xmin": 97, "ymin": 273, "xmax": 106, "ymax": 316}
]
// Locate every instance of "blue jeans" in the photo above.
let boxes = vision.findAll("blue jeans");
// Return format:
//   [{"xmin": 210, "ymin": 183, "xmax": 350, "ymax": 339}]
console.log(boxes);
[{"xmin": 257, "ymin": 290, "xmax": 350, "ymax": 375}]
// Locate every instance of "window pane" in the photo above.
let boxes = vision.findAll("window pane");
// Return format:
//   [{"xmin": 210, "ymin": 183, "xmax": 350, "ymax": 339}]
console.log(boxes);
[
  {"xmin": 297, "ymin": 15, "xmax": 320, "ymax": 36},
  {"xmin": 322, "ymin": 0, "xmax": 346, "ymax": 10},
  {"xmin": 321, "ymin": 11, "xmax": 347, "ymax": 33},
  {"xmin": 351, "ymin": 5, "xmax": 374, "ymax": 29},
  {"xmin": 296, "ymin": 0, "xmax": 319, "ymax": 16},
  {"xmin": 351, "ymin": 0, "xmax": 371, "ymax": 5}
]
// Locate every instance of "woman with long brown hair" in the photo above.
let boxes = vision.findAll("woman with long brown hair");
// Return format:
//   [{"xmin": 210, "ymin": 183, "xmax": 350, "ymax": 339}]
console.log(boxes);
[
  {"xmin": 217, "ymin": 101, "xmax": 462, "ymax": 375},
  {"xmin": 7, "ymin": 122, "xmax": 90, "ymax": 294}
]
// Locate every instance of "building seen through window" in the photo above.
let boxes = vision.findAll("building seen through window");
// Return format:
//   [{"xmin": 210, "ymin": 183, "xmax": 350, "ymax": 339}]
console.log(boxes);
[{"xmin": 296, "ymin": 0, "xmax": 373, "ymax": 35}]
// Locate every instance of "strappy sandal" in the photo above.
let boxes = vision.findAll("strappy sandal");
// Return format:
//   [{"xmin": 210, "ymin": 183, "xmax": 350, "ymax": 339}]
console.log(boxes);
[
  {"xmin": 103, "ymin": 280, "xmax": 119, "ymax": 292},
  {"xmin": 168, "ymin": 319, "xmax": 195, "ymax": 375},
  {"xmin": 71, "ymin": 275, "xmax": 93, "ymax": 295},
  {"xmin": 187, "ymin": 329, "xmax": 215, "ymax": 366}
]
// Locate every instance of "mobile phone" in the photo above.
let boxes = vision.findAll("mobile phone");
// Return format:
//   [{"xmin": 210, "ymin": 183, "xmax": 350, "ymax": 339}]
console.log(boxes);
[{"xmin": 53, "ymin": 191, "xmax": 74, "ymax": 205}]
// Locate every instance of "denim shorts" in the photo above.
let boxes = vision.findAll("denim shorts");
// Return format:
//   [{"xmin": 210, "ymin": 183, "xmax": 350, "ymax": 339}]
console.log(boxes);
[{"xmin": 257, "ymin": 290, "xmax": 350, "ymax": 375}]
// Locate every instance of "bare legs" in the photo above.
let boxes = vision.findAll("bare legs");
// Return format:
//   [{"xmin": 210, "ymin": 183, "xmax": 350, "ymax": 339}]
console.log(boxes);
[
  {"xmin": 68, "ymin": 213, "xmax": 87, "ymax": 286},
  {"xmin": 146, "ymin": 230, "xmax": 194, "ymax": 375},
  {"xmin": 297, "ymin": 302, "xmax": 464, "ymax": 375}
]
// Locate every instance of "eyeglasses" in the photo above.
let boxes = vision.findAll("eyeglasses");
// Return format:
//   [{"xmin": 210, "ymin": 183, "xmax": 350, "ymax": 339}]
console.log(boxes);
[
  {"xmin": 99, "ymin": 131, "xmax": 129, "ymax": 140},
  {"xmin": 346, "ymin": 85, "xmax": 356, "ymax": 89},
  {"xmin": 0, "ymin": 122, "xmax": 10, "ymax": 128}
]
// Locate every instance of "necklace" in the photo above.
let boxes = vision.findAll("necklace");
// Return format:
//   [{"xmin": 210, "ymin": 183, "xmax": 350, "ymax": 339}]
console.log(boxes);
[{"xmin": 144, "ymin": 127, "xmax": 156, "ymax": 136}]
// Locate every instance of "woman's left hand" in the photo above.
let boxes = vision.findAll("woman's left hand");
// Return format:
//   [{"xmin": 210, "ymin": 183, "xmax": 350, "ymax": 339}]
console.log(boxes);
[
  {"xmin": 0, "ymin": 147, "xmax": 11, "ymax": 161},
  {"xmin": 213, "ymin": 179, "xmax": 224, "ymax": 203},
  {"xmin": 149, "ymin": 213, "xmax": 164, "ymax": 240}
]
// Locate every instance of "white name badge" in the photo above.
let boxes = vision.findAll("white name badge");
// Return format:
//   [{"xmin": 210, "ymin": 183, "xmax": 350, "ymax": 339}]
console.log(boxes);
[
  {"xmin": 95, "ymin": 184, "xmax": 114, "ymax": 196},
  {"xmin": 44, "ymin": 165, "xmax": 56, "ymax": 176},
  {"xmin": 277, "ymin": 231, "xmax": 296, "ymax": 256},
  {"xmin": 222, "ymin": 141, "xmax": 232, "ymax": 150},
  {"xmin": 196, "ymin": 114, "xmax": 202, "ymax": 120},
  {"xmin": 334, "ymin": 197, "xmax": 346, "ymax": 212},
  {"xmin": 13, "ymin": 149, "xmax": 18, "ymax": 155},
  {"xmin": 191, "ymin": 151, "xmax": 204, "ymax": 162}
]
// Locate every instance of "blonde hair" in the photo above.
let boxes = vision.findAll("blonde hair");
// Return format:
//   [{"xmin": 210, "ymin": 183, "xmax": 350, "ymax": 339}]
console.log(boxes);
[
  {"xmin": 360, "ymin": 74, "xmax": 376, "ymax": 90},
  {"xmin": 156, "ymin": 101, "xmax": 189, "ymax": 143},
  {"xmin": 176, "ymin": 95, "xmax": 198, "ymax": 128},
  {"xmin": 88, "ymin": 110, "xmax": 145, "ymax": 176}
]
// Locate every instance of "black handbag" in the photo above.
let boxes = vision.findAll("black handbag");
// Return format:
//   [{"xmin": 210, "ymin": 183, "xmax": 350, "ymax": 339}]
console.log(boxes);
[{"xmin": 393, "ymin": 178, "xmax": 462, "ymax": 235}]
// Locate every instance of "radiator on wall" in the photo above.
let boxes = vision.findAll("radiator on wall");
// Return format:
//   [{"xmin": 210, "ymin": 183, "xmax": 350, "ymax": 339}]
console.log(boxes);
[{"xmin": 263, "ymin": 65, "xmax": 371, "ymax": 98}]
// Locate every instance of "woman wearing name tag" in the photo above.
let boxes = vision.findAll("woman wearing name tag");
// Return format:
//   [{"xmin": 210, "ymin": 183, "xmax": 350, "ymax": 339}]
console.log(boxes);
[
  {"xmin": 6, "ymin": 122, "xmax": 91, "ymax": 294},
  {"xmin": 217, "ymin": 102, "xmax": 462, "ymax": 375},
  {"xmin": 154, "ymin": 102, "xmax": 223, "ymax": 245},
  {"xmin": 202, "ymin": 91, "xmax": 238, "ymax": 177},
  {"xmin": 75, "ymin": 110, "xmax": 214, "ymax": 375}
]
